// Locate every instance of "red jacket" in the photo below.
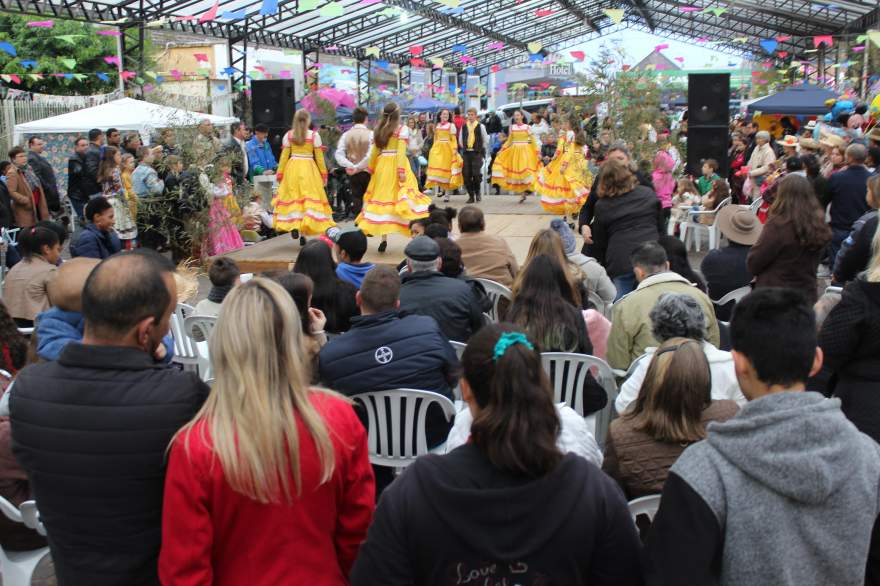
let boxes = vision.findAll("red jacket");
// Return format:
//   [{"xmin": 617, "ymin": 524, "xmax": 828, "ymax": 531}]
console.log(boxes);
[{"xmin": 159, "ymin": 392, "xmax": 375, "ymax": 585}]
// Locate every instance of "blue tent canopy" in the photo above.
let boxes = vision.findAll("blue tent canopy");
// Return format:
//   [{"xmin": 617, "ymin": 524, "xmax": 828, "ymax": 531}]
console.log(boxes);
[
  {"xmin": 402, "ymin": 96, "xmax": 457, "ymax": 112},
  {"xmin": 746, "ymin": 84, "xmax": 839, "ymax": 116}
]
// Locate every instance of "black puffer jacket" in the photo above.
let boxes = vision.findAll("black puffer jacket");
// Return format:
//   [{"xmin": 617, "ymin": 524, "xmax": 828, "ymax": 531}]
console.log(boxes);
[
  {"xmin": 588, "ymin": 184, "xmax": 662, "ymax": 278},
  {"xmin": 10, "ymin": 343, "xmax": 209, "ymax": 586},
  {"xmin": 399, "ymin": 271, "xmax": 484, "ymax": 343},
  {"xmin": 817, "ymin": 276, "xmax": 880, "ymax": 443}
]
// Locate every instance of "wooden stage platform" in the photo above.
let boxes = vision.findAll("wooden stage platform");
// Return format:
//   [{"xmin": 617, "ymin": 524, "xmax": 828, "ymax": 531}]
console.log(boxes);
[{"xmin": 223, "ymin": 195, "xmax": 559, "ymax": 273}]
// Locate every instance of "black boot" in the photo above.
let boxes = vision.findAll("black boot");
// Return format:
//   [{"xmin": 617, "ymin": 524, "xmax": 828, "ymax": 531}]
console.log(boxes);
[
  {"xmin": 476, "ymin": 192, "xmax": 482, "ymax": 202},
  {"xmin": 290, "ymin": 229, "xmax": 300, "ymax": 240},
  {"xmin": 466, "ymin": 191, "xmax": 475, "ymax": 204},
  {"xmin": 299, "ymin": 236, "xmax": 306, "ymax": 246},
  {"xmin": 378, "ymin": 240, "xmax": 387, "ymax": 253}
]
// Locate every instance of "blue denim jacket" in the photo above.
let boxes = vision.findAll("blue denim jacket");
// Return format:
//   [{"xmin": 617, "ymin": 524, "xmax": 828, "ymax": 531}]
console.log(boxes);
[{"xmin": 131, "ymin": 164, "xmax": 164, "ymax": 197}]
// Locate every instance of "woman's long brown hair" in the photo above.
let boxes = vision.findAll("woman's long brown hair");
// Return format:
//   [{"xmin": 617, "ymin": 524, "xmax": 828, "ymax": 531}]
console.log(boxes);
[
  {"xmin": 374, "ymin": 102, "xmax": 401, "ymax": 149},
  {"xmin": 769, "ymin": 174, "xmax": 832, "ymax": 250}
]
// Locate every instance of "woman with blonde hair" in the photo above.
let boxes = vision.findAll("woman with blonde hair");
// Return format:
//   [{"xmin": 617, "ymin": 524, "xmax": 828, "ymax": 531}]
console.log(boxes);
[
  {"xmin": 357, "ymin": 102, "xmax": 431, "ymax": 252},
  {"xmin": 274, "ymin": 109, "xmax": 336, "ymax": 246},
  {"xmin": 159, "ymin": 278, "xmax": 375, "ymax": 584},
  {"xmin": 816, "ymin": 223, "xmax": 880, "ymax": 443},
  {"xmin": 604, "ymin": 337, "xmax": 739, "ymax": 499},
  {"xmin": 516, "ymin": 228, "xmax": 585, "ymax": 307}
]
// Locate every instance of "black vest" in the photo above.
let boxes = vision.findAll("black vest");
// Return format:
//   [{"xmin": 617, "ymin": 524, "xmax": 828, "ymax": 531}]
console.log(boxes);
[{"xmin": 460, "ymin": 122, "xmax": 485, "ymax": 153}]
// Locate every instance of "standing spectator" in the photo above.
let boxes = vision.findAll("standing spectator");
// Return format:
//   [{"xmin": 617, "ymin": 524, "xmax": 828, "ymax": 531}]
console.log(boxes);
[
  {"xmin": 832, "ymin": 173, "xmax": 879, "ymax": 283},
  {"xmin": 0, "ymin": 162, "xmax": 14, "ymax": 233},
  {"xmin": 6, "ymin": 146, "xmax": 49, "ymax": 228},
  {"xmin": 246, "ymin": 123, "xmax": 278, "ymax": 180},
  {"xmin": 157, "ymin": 128, "xmax": 180, "ymax": 158},
  {"xmin": 652, "ymin": 147, "xmax": 675, "ymax": 226},
  {"xmin": 748, "ymin": 175, "xmax": 831, "ymax": 301},
  {"xmin": 506, "ymin": 254, "xmax": 608, "ymax": 414},
  {"xmin": 455, "ymin": 205, "xmax": 518, "ymax": 287},
  {"xmin": 121, "ymin": 132, "xmax": 142, "ymax": 157},
  {"xmin": 70, "ymin": 197, "xmax": 122, "ymax": 260},
  {"xmin": 815, "ymin": 233, "xmax": 880, "ymax": 443},
  {"xmin": 586, "ymin": 158, "xmax": 662, "ymax": 298},
  {"xmin": 607, "ymin": 241, "xmax": 719, "ymax": 370},
  {"xmin": 405, "ymin": 116, "xmax": 424, "ymax": 182},
  {"xmin": 821, "ymin": 144, "xmax": 847, "ymax": 178},
  {"xmin": 399, "ymin": 236, "xmax": 483, "ymax": 342},
  {"xmin": 334, "ymin": 107, "xmax": 373, "ymax": 219},
  {"xmin": 459, "ymin": 107, "xmax": 489, "ymax": 204},
  {"xmin": 351, "ymin": 324, "xmax": 643, "ymax": 586},
  {"xmin": 26, "ymin": 136, "xmax": 60, "ymax": 213},
  {"xmin": 270, "ymin": 271, "xmax": 327, "ymax": 379},
  {"xmin": 728, "ymin": 134, "xmax": 747, "ymax": 202},
  {"xmin": 11, "ymin": 250, "xmax": 209, "ymax": 586},
  {"xmin": 66, "ymin": 136, "xmax": 90, "ymax": 220},
  {"xmin": 160, "ymin": 278, "xmax": 373, "ymax": 584},
  {"xmin": 646, "ymin": 288, "xmax": 880, "ymax": 586},
  {"xmin": 82, "ymin": 128, "xmax": 104, "ymax": 200},
  {"xmin": 615, "ymin": 293, "xmax": 746, "ymax": 415},
  {"xmin": 2, "ymin": 226, "xmax": 59, "ymax": 327},
  {"xmin": 105, "ymin": 127, "xmax": 121, "ymax": 149},
  {"xmin": 131, "ymin": 146, "xmax": 165, "ymax": 198},
  {"xmin": 605, "ymin": 336, "xmax": 739, "ymax": 499},
  {"xmin": 293, "ymin": 240, "xmax": 359, "ymax": 333},
  {"xmin": 823, "ymin": 143, "xmax": 872, "ymax": 265},
  {"xmin": 192, "ymin": 118, "xmax": 221, "ymax": 169},
  {"xmin": 331, "ymin": 228, "xmax": 374, "ymax": 289},
  {"xmin": 452, "ymin": 106, "xmax": 465, "ymax": 132},
  {"xmin": 194, "ymin": 257, "xmax": 240, "ymax": 317},
  {"xmin": 222, "ymin": 121, "xmax": 250, "ymax": 185},
  {"xmin": 98, "ymin": 146, "xmax": 138, "ymax": 248},
  {"xmin": 701, "ymin": 206, "xmax": 762, "ymax": 320},
  {"xmin": 746, "ymin": 130, "xmax": 777, "ymax": 200}
]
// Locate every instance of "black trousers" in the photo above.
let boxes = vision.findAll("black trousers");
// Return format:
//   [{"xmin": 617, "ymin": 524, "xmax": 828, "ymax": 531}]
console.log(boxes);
[
  {"xmin": 462, "ymin": 151, "xmax": 484, "ymax": 196},
  {"xmin": 349, "ymin": 171, "xmax": 370, "ymax": 216}
]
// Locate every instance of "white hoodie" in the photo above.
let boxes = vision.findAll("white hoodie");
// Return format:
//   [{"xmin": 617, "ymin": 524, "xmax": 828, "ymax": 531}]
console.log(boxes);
[{"xmin": 615, "ymin": 340, "xmax": 747, "ymax": 414}]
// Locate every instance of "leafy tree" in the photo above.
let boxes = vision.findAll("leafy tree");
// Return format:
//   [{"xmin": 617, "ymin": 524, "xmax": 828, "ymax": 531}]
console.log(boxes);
[{"xmin": 0, "ymin": 13, "xmax": 118, "ymax": 94}]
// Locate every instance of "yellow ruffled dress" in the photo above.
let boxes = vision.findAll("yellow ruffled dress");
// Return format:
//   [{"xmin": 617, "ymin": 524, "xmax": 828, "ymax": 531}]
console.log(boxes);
[
  {"xmin": 356, "ymin": 125, "xmax": 431, "ymax": 236},
  {"xmin": 537, "ymin": 131, "xmax": 576, "ymax": 214},
  {"xmin": 565, "ymin": 143, "xmax": 593, "ymax": 211},
  {"xmin": 491, "ymin": 123, "xmax": 541, "ymax": 193},
  {"xmin": 425, "ymin": 122, "xmax": 463, "ymax": 190},
  {"xmin": 273, "ymin": 129, "xmax": 335, "ymax": 235}
]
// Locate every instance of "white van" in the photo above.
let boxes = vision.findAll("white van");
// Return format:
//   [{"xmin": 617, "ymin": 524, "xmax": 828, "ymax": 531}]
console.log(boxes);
[{"xmin": 495, "ymin": 98, "xmax": 554, "ymax": 129}]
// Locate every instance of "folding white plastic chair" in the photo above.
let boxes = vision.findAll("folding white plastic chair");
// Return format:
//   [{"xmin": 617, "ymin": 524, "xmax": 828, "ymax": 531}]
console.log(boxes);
[
  {"xmin": 682, "ymin": 196, "xmax": 732, "ymax": 252},
  {"xmin": 824, "ymin": 285, "xmax": 843, "ymax": 296},
  {"xmin": 711, "ymin": 285, "xmax": 752, "ymax": 311},
  {"xmin": 0, "ymin": 496, "xmax": 50, "ymax": 586},
  {"xmin": 540, "ymin": 352, "xmax": 618, "ymax": 448},
  {"xmin": 748, "ymin": 197, "xmax": 764, "ymax": 215},
  {"xmin": 170, "ymin": 303, "xmax": 198, "ymax": 372},
  {"xmin": 628, "ymin": 494, "xmax": 662, "ymax": 525},
  {"xmin": 474, "ymin": 278, "xmax": 512, "ymax": 323},
  {"xmin": 183, "ymin": 315, "xmax": 217, "ymax": 383},
  {"xmin": 449, "ymin": 341, "xmax": 467, "ymax": 402},
  {"xmin": 353, "ymin": 389, "xmax": 457, "ymax": 473}
]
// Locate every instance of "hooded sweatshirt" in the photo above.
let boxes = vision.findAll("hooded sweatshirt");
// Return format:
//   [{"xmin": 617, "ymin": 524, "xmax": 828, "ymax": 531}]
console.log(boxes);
[
  {"xmin": 646, "ymin": 391, "xmax": 880, "ymax": 586},
  {"xmin": 336, "ymin": 261, "xmax": 374, "ymax": 289},
  {"xmin": 351, "ymin": 443, "xmax": 643, "ymax": 586}
]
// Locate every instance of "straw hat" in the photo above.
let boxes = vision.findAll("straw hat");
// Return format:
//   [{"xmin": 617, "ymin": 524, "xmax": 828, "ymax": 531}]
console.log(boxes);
[
  {"xmin": 799, "ymin": 137, "xmax": 819, "ymax": 151},
  {"xmin": 819, "ymin": 134, "xmax": 845, "ymax": 149},
  {"xmin": 781, "ymin": 135, "xmax": 798, "ymax": 148},
  {"xmin": 805, "ymin": 120, "xmax": 817, "ymax": 131},
  {"xmin": 716, "ymin": 205, "xmax": 762, "ymax": 246},
  {"xmin": 866, "ymin": 127, "xmax": 880, "ymax": 143}
]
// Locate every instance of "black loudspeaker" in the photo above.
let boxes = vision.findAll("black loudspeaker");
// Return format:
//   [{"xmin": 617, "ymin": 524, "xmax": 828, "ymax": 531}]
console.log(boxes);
[
  {"xmin": 266, "ymin": 126, "xmax": 288, "ymax": 162},
  {"xmin": 251, "ymin": 79, "xmax": 295, "ymax": 127},
  {"xmin": 688, "ymin": 73, "xmax": 730, "ymax": 127},
  {"xmin": 687, "ymin": 126, "xmax": 729, "ymax": 178}
]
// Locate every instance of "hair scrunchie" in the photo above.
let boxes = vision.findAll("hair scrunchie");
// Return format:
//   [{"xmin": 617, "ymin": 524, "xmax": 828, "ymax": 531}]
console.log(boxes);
[{"xmin": 492, "ymin": 332, "xmax": 534, "ymax": 362}]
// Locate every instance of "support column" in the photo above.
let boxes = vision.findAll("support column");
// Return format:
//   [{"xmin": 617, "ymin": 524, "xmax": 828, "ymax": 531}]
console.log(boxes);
[
  {"xmin": 303, "ymin": 50, "xmax": 319, "ymax": 94},
  {"xmin": 227, "ymin": 28, "xmax": 248, "ymax": 120},
  {"xmin": 119, "ymin": 22, "xmax": 145, "ymax": 96},
  {"xmin": 456, "ymin": 71, "xmax": 466, "ymax": 104},
  {"xmin": 430, "ymin": 67, "xmax": 443, "ymax": 97},
  {"xmin": 357, "ymin": 59, "xmax": 371, "ymax": 106},
  {"xmin": 817, "ymin": 43, "xmax": 826, "ymax": 86},
  {"xmin": 399, "ymin": 64, "xmax": 411, "ymax": 92}
]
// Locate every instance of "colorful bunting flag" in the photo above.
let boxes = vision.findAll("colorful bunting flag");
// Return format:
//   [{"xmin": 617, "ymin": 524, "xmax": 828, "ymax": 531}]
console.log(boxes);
[
  {"xmin": 365, "ymin": 46, "xmax": 380, "ymax": 58},
  {"xmin": 410, "ymin": 45, "xmax": 424, "ymax": 56},
  {"xmin": 104, "ymin": 56, "xmax": 120, "ymax": 66},
  {"xmin": 570, "ymin": 50, "xmax": 585, "ymax": 61},
  {"xmin": 20, "ymin": 60, "xmax": 37, "ymax": 69},
  {"xmin": 221, "ymin": 9, "xmax": 246, "ymax": 19},
  {"xmin": 96, "ymin": 72, "xmax": 110, "ymax": 82},
  {"xmin": 654, "ymin": 43, "xmax": 669, "ymax": 51},
  {"xmin": 259, "ymin": 0, "xmax": 279, "ymax": 16},
  {"xmin": 198, "ymin": 1, "xmax": 220, "ymax": 23},
  {"xmin": 429, "ymin": 57, "xmax": 444, "ymax": 68},
  {"xmin": 759, "ymin": 39, "xmax": 778, "ymax": 54},
  {"xmin": 60, "ymin": 58, "xmax": 76, "ymax": 69},
  {"xmin": 97, "ymin": 29, "xmax": 121, "ymax": 36},
  {"xmin": 194, "ymin": 53, "xmax": 209, "ymax": 62},
  {"xmin": 26, "ymin": 20, "xmax": 53, "ymax": 27},
  {"xmin": 490, "ymin": 64, "xmax": 501, "ymax": 73},
  {"xmin": 319, "ymin": 2, "xmax": 345, "ymax": 17},
  {"xmin": 452, "ymin": 43, "xmax": 468, "ymax": 53},
  {"xmin": 487, "ymin": 41, "xmax": 505, "ymax": 51},
  {"xmin": 813, "ymin": 35, "xmax": 833, "ymax": 48},
  {"xmin": 527, "ymin": 42, "xmax": 542, "ymax": 53},
  {"xmin": 868, "ymin": 31, "xmax": 880, "ymax": 49},
  {"xmin": 535, "ymin": 8, "xmax": 553, "ymax": 17},
  {"xmin": 603, "ymin": 8, "xmax": 624, "ymax": 24},
  {"xmin": 0, "ymin": 42, "xmax": 16, "ymax": 57}
]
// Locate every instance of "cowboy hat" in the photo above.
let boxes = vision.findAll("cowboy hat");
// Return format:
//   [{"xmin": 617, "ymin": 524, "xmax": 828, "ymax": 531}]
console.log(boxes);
[
  {"xmin": 716, "ymin": 205, "xmax": 762, "ymax": 246},
  {"xmin": 866, "ymin": 126, "xmax": 880, "ymax": 143},
  {"xmin": 819, "ymin": 134, "xmax": 845, "ymax": 149},
  {"xmin": 798, "ymin": 137, "xmax": 819, "ymax": 150},
  {"xmin": 781, "ymin": 135, "xmax": 798, "ymax": 148}
]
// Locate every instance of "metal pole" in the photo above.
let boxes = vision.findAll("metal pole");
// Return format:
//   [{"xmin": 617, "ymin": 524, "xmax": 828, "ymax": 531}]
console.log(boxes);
[
  {"xmin": 861, "ymin": 41, "xmax": 871, "ymax": 100},
  {"xmin": 115, "ymin": 33, "xmax": 125, "ymax": 92}
]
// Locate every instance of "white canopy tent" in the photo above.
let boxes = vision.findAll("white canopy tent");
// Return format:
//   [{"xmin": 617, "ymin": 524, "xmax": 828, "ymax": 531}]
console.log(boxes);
[{"xmin": 13, "ymin": 98, "xmax": 238, "ymax": 144}]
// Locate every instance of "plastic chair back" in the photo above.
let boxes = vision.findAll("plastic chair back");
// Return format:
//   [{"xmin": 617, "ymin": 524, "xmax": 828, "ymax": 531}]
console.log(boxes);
[
  {"xmin": 628, "ymin": 494, "xmax": 662, "ymax": 524},
  {"xmin": 474, "ymin": 278, "xmax": 512, "ymax": 323},
  {"xmin": 541, "ymin": 352, "xmax": 618, "ymax": 447},
  {"xmin": 184, "ymin": 315, "xmax": 217, "ymax": 383},
  {"xmin": 170, "ymin": 303, "xmax": 198, "ymax": 369},
  {"xmin": 749, "ymin": 197, "xmax": 764, "ymax": 214},
  {"xmin": 587, "ymin": 290, "xmax": 610, "ymax": 319},
  {"xmin": 712, "ymin": 285, "xmax": 752, "ymax": 308},
  {"xmin": 0, "ymin": 496, "xmax": 50, "ymax": 586},
  {"xmin": 353, "ymin": 389, "xmax": 456, "ymax": 470},
  {"xmin": 449, "ymin": 341, "xmax": 467, "ymax": 401}
]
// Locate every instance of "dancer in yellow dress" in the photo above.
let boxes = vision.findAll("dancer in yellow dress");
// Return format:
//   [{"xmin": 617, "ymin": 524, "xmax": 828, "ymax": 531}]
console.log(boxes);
[
  {"xmin": 564, "ymin": 131, "xmax": 593, "ymax": 214},
  {"xmin": 273, "ymin": 109, "xmax": 335, "ymax": 245},
  {"xmin": 537, "ymin": 118, "xmax": 576, "ymax": 216},
  {"xmin": 356, "ymin": 102, "xmax": 431, "ymax": 252},
  {"xmin": 491, "ymin": 109, "xmax": 541, "ymax": 201},
  {"xmin": 425, "ymin": 108, "xmax": 463, "ymax": 201}
]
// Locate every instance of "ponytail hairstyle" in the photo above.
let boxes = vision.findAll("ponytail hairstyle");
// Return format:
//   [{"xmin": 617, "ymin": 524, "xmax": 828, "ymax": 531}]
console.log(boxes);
[
  {"xmin": 17, "ymin": 225, "xmax": 60, "ymax": 260},
  {"xmin": 374, "ymin": 102, "xmax": 401, "ymax": 150},
  {"xmin": 291, "ymin": 109, "xmax": 311, "ymax": 146},
  {"xmin": 462, "ymin": 323, "xmax": 563, "ymax": 478},
  {"xmin": 97, "ymin": 146, "xmax": 120, "ymax": 184}
]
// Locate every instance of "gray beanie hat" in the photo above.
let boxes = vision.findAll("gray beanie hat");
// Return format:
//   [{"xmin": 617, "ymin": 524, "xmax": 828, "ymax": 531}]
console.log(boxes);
[{"xmin": 550, "ymin": 218, "xmax": 577, "ymax": 254}]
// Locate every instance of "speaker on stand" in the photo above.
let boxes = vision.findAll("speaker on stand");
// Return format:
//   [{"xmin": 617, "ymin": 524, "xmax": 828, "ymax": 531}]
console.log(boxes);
[
  {"xmin": 251, "ymin": 79, "xmax": 296, "ymax": 161},
  {"xmin": 686, "ymin": 73, "xmax": 731, "ymax": 178}
]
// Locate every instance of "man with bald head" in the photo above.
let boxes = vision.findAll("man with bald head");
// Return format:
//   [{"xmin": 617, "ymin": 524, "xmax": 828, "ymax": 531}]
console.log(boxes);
[{"xmin": 10, "ymin": 249, "xmax": 208, "ymax": 586}]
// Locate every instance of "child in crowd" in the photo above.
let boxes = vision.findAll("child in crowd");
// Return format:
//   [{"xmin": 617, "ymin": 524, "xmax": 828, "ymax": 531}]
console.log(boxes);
[
  {"xmin": 697, "ymin": 158, "xmax": 721, "ymax": 196},
  {"xmin": 332, "ymin": 229, "xmax": 374, "ymax": 289},
  {"xmin": 669, "ymin": 177, "xmax": 701, "ymax": 226},
  {"xmin": 34, "ymin": 256, "xmax": 173, "ymax": 363},
  {"xmin": 204, "ymin": 162, "xmax": 244, "ymax": 256},
  {"xmin": 243, "ymin": 191, "xmax": 274, "ymax": 237},
  {"xmin": 98, "ymin": 146, "xmax": 138, "ymax": 249},
  {"xmin": 194, "ymin": 257, "xmax": 240, "ymax": 317},
  {"xmin": 652, "ymin": 147, "xmax": 676, "ymax": 225},
  {"xmin": 699, "ymin": 179, "xmax": 731, "ymax": 225}
]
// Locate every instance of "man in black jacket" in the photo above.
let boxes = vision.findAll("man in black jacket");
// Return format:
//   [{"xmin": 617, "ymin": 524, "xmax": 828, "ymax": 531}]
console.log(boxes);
[
  {"xmin": 10, "ymin": 249, "xmax": 209, "ymax": 586},
  {"xmin": 26, "ymin": 136, "xmax": 60, "ymax": 213},
  {"xmin": 221, "ymin": 122, "xmax": 250, "ymax": 185},
  {"xmin": 399, "ymin": 236, "xmax": 484, "ymax": 343},
  {"xmin": 459, "ymin": 107, "xmax": 489, "ymax": 203},
  {"xmin": 66, "ymin": 136, "xmax": 90, "ymax": 221},
  {"xmin": 824, "ymin": 143, "xmax": 872, "ymax": 266},
  {"xmin": 82, "ymin": 128, "xmax": 104, "ymax": 200}
]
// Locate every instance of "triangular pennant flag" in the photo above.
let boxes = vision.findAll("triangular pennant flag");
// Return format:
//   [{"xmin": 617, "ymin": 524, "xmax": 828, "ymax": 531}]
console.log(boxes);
[
  {"xmin": 20, "ymin": 60, "xmax": 37, "ymax": 69},
  {"xmin": 868, "ymin": 31, "xmax": 880, "ymax": 49},
  {"xmin": 104, "ymin": 55, "xmax": 120, "ymax": 66},
  {"xmin": 198, "ymin": 0, "xmax": 220, "ymax": 23},
  {"xmin": 259, "ymin": 0, "xmax": 278, "ymax": 15},
  {"xmin": 654, "ymin": 43, "xmax": 669, "ymax": 51},
  {"xmin": 26, "ymin": 20, "xmax": 54, "ymax": 27},
  {"xmin": 679, "ymin": 5, "xmax": 700, "ymax": 11},
  {"xmin": 60, "ymin": 58, "xmax": 76, "ymax": 69},
  {"xmin": 96, "ymin": 29, "xmax": 121, "ymax": 36},
  {"xmin": 535, "ymin": 8, "xmax": 553, "ymax": 17},
  {"xmin": 365, "ymin": 46, "xmax": 380, "ymax": 58},
  {"xmin": 319, "ymin": 2, "xmax": 345, "ymax": 17},
  {"xmin": 145, "ymin": 17, "xmax": 169, "ymax": 27},
  {"xmin": 777, "ymin": 51, "xmax": 788, "ymax": 58},
  {"xmin": 732, "ymin": 36, "xmax": 747, "ymax": 43},
  {"xmin": 813, "ymin": 35, "xmax": 833, "ymax": 48},
  {"xmin": 410, "ymin": 45, "xmax": 424, "ymax": 56},
  {"xmin": 121, "ymin": 71, "xmax": 136, "ymax": 81},
  {"xmin": 570, "ymin": 50, "xmax": 585, "ymax": 62},
  {"xmin": 429, "ymin": 57, "xmax": 444, "ymax": 68},
  {"xmin": 221, "ymin": 9, "xmax": 246, "ymax": 19},
  {"xmin": 452, "ymin": 43, "xmax": 468, "ymax": 52},
  {"xmin": 759, "ymin": 39, "xmax": 778, "ymax": 54},
  {"xmin": 487, "ymin": 41, "xmax": 505, "ymax": 51},
  {"xmin": 55, "ymin": 34, "xmax": 80, "ymax": 44},
  {"xmin": 853, "ymin": 45, "xmax": 866, "ymax": 53},
  {"xmin": 707, "ymin": 7, "xmax": 726, "ymax": 16},
  {"xmin": 527, "ymin": 41, "xmax": 542, "ymax": 54},
  {"xmin": 144, "ymin": 70, "xmax": 157, "ymax": 79},
  {"xmin": 603, "ymin": 8, "xmax": 624, "ymax": 23},
  {"xmin": 96, "ymin": 72, "xmax": 110, "ymax": 82},
  {"xmin": 8, "ymin": 74, "xmax": 20, "ymax": 84},
  {"xmin": 490, "ymin": 64, "xmax": 500, "ymax": 73},
  {"xmin": 194, "ymin": 53, "xmax": 209, "ymax": 62},
  {"xmin": 0, "ymin": 42, "xmax": 16, "ymax": 57}
]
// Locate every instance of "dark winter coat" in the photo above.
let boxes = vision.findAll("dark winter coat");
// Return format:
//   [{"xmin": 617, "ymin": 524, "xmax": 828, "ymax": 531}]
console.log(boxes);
[
  {"xmin": 588, "ymin": 185, "xmax": 662, "ymax": 278},
  {"xmin": 27, "ymin": 151, "xmax": 60, "ymax": 212},
  {"xmin": 399, "ymin": 271, "xmax": 484, "ymax": 343}
]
